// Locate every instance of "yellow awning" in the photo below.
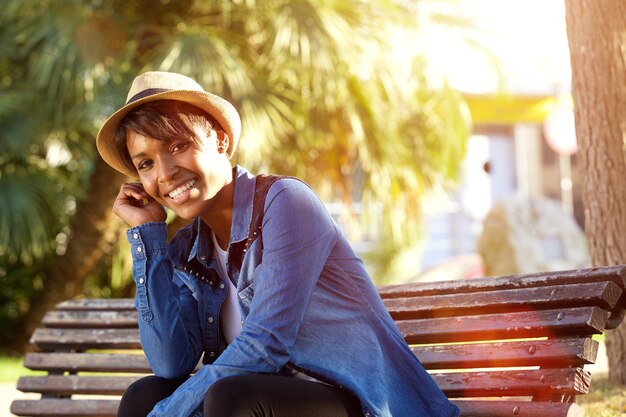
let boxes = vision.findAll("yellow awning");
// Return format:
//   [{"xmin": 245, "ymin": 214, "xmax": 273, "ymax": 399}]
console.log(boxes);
[{"xmin": 463, "ymin": 93, "xmax": 564, "ymax": 125}]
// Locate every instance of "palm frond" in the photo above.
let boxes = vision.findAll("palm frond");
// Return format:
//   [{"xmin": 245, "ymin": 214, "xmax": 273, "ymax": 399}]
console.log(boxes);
[{"xmin": 0, "ymin": 165, "xmax": 68, "ymax": 263}]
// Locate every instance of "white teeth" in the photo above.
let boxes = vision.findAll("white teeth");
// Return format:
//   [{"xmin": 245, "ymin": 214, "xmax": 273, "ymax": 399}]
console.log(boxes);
[{"xmin": 167, "ymin": 180, "xmax": 195, "ymax": 199}]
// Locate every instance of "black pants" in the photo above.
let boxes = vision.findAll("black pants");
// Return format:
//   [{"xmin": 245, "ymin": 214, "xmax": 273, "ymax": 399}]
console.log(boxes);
[{"xmin": 117, "ymin": 374, "xmax": 364, "ymax": 417}]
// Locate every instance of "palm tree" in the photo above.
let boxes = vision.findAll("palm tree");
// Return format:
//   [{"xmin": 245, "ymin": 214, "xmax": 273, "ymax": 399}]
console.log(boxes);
[{"xmin": 0, "ymin": 0, "xmax": 470, "ymax": 352}]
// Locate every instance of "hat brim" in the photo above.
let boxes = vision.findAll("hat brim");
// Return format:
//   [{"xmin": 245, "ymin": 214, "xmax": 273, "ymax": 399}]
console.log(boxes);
[{"xmin": 96, "ymin": 89, "xmax": 241, "ymax": 178}]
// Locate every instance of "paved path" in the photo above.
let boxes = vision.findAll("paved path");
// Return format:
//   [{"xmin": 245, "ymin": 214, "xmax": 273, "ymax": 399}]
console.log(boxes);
[{"xmin": 1, "ymin": 383, "xmax": 38, "ymax": 417}]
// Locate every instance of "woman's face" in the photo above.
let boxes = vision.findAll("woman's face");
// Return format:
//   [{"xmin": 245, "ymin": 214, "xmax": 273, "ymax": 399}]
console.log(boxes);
[{"xmin": 126, "ymin": 126, "xmax": 232, "ymax": 219}]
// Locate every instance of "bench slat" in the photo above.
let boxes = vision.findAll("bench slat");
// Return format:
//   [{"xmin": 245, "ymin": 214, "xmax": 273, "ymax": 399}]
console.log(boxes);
[
  {"xmin": 44, "ymin": 282, "xmax": 621, "ymax": 331},
  {"xmin": 30, "ymin": 329, "xmax": 141, "ymax": 350},
  {"xmin": 49, "ymin": 281, "xmax": 619, "ymax": 329},
  {"xmin": 453, "ymin": 400, "xmax": 584, "ymax": 417},
  {"xmin": 379, "ymin": 265, "xmax": 626, "ymax": 298},
  {"xmin": 23, "ymin": 352, "xmax": 150, "ymax": 373},
  {"xmin": 384, "ymin": 281, "xmax": 621, "ymax": 319},
  {"xmin": 398, "ymin": 306, "xmax": 608, "ymax": 344},
  {"xmin": 11, "ymin": 398, "xmax": 120, "ymax": 417},
  {"xmin": 433, "ymin": 368, "xmax": 590, "ymax": 398},
  {"xmin": 412, "ymin": 337, "xmax": 598, "ymax": 369},
  {"xmin": 17, "ymin": 375, "xmax": 140, "ymax": 396},
  {"xmin": 22, "ymin": 337, "xmax": 596, "ymax": 375},
  {"xmin": 42, "ymin": 311, "xmax": 138, "ymax": 328},
  {"xmin": 17, "ymin": 368, "xmax": 589, "ymax": 399},
  {"xmin": 55, "ymin": 299, "xmax": 135, "ymax": 311},
  {"xmin": 9, "ymin": 398, "xmax": 585, "ymax": 417},
  {"xmin": 31, "ymin": 307, "xmax": 608, "ymax": 349},
  {"xmin": 22, "ymin": 336, "xmax": 597, "ymax": 375}
]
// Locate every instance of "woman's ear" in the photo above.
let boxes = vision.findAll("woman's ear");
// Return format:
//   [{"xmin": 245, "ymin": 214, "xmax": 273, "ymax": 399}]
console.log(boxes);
[{"xmin": 215, "ymin": 130, "xmax": 230, "ymax": 154}]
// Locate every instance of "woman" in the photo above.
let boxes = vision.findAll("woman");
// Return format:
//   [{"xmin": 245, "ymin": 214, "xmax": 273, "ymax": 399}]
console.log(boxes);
[{"xmin": 96, "ymin": 71, "xmax": 459, "ymax": 417}]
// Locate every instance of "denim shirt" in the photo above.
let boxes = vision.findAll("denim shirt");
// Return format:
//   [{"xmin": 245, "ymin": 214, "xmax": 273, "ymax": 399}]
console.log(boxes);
[{"xmin": 126, "ymin": 166, "xmax": 459, "ymax": 417}]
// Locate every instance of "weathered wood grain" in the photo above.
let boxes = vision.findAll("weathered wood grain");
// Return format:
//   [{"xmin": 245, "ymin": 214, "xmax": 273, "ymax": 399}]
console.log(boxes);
[
  {"xmin": 55, "ymin": 299, "xmax": 135, "ymax": 311},
  {"xmin": 397, "ymin": 306, "xmax": 608, "ymax": 344},
  {"xmin": 433, "ymin": 368, "xmax": 591, "ymax": 398},
  {"xmin": 453, "ymin": 400, "xmax": 584, "ymax": 417},
  {"xmin": 22, "ymin": 336, "xmax": 597, "ymax": 374},
  {"xmin": 379, "ymin": 265, "xmax": 626, "ymax": 299},
  {"xmin": 42, "ymin": 311, "xmax": 138, "ymax": 329},
  {"xmin": 384, "ymin": 281, "xmax": 621, "ymax": 319},
  {"xmin": 11, "ymin": 398, "xmax": 120, "ymax": 417},
  {"xmin": 30, "ymin": 328, "xmax": 141, "ymax": 350},
  {"xmin": 17, "ymin": 368, "xmax": 589, "ymax": 399},
  {"xmin": 23, "ymin": 352, "xmax": 150, "ymax": 373},
  {"xmin": 412, "ymin": 337, "xmax": 598, "ymax": 369},
  {"xmin": 17, "ymin": 375, "xmax": 140, "ymax": 396},
  {"xmin": 9, "ymin": 398, "xmax": 585, "ymax": 417}
]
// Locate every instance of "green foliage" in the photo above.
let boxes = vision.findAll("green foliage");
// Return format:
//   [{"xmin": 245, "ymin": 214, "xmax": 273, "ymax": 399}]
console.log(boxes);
[
  {"xmin": 0, "ymin": 0, "xmax": 473, "ymax": 351},
  {"xmin": 0, "ymin": 260, "xmax": 46, "ymax": 355},
  {"xmin": 0, "ymin": 166, "xmax": 65, "ymax": 262}
]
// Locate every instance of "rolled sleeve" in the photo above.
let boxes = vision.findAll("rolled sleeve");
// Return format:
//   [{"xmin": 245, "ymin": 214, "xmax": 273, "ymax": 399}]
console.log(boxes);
[
  {"xmin": 127, "ymin": 221, "xmax": 169, "ymax": 260},
  {"xmin": 127, "ymin": 221, "xmax": 202, "ymax": 378}
]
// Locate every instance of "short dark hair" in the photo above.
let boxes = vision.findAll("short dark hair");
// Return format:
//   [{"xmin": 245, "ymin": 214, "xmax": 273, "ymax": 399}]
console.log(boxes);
[{"xmin": 114, "ymin": 100, "xmax": 222, "ymax": 175}]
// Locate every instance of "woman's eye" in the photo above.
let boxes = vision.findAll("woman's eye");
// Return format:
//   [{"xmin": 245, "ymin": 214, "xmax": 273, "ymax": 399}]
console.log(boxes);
[
  {"xmin": 137, "ymin": 160, "xmax": 153, "ymax": 171},
  {"xmin": 171, "ymin": 142, "xmax": 190, "ymax": 153}
]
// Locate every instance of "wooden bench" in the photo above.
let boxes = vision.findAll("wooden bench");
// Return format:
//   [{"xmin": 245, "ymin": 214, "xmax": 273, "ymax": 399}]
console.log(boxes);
[{"xmin": 11, "ymin": 265, "xmax": 626, "ymax": 417}]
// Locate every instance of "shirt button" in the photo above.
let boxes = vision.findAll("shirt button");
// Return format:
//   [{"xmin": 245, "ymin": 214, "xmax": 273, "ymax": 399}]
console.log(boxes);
[
  {"xmin": 219, "ymin": 283, "xmax": 225, "ymax": 289},
  {"xmin": 209, "ymin": 351, "xmax": 215, "ymax": 357},
  {"xmin": 136, "ymin": 246, "xmax": 142, "ymax": 253},
  {"xmin": 200, "ymin": 255, "xmax": 206, "ymax": 261},
  {"xmin": 208, "ymin": 316, "xmax": 214, "ymax": 323},
  {"xmin": 133, "ymin": 233, "xmax": 139, "ymax": 239},
  {"xmin": 138, "ymin": 277, "xmax": 145, "ymax": 285}
]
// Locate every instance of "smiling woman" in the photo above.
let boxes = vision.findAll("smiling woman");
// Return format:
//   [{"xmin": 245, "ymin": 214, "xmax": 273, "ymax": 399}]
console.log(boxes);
[
  {"xmin": 117, "ymin": 102, "xmax": 233, "ymax": 224},
  {"xmin": 95, "ymin": 71, "xmax": 459, "ymax": 417}
]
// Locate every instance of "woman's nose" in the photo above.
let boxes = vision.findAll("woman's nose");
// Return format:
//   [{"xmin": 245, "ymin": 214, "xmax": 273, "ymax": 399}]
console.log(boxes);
[{"xmin": 157, "ymin": 155, "xmax": 179, "ymax": 182}]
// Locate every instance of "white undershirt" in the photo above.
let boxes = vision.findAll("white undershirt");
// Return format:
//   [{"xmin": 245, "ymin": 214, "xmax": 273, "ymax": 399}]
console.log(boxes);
[
  {"xmin": 210, "ymin": 231, "xmax": 321, "ymax": 383},
  {"xmin": 211, "ymin": 232, "xmax": 242, "ymax": 345}
]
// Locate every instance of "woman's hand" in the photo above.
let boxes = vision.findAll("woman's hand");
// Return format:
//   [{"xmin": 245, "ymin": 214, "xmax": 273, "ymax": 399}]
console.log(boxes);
[{"xmin": 113, "ymin": 182, "xmax": 167, "ymax": 227}]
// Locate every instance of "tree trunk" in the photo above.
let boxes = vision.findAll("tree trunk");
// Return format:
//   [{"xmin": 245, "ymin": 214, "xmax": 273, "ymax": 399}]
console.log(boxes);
[
  {"xmin": 565, "ymin": 0, "xmax": 626, "ymax": 384},
  {"xmin": 14, "ymin": 155, "xmax": 127, "ymax": 352}
]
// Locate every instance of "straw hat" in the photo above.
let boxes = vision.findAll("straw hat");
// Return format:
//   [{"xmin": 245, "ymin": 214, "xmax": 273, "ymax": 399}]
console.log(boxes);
[{"xmin": 96, "ymin": 71, "xmax": 241, "ymax": 178}]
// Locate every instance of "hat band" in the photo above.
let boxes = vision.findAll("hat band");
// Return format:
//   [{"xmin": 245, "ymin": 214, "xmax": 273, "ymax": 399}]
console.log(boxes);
[{"xmin": 126, "ymin": 88, "xmax": 172, "ymax": 105}]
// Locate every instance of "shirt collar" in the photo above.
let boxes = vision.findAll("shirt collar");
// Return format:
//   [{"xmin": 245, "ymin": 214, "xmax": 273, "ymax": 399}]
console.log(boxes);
[
  {"xmin": 187, "ymin": 216, "xmax": 212, "ymax": 263},
  {"xmin": 187, "ymin": 165, "xmax": 255, "ymax": 262}
]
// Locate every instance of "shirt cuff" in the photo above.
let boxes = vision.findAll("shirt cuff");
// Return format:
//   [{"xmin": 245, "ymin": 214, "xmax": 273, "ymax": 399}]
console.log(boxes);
[{"xmin": 126, "ymin": 221, "xmax": 168, "ymax": 260}]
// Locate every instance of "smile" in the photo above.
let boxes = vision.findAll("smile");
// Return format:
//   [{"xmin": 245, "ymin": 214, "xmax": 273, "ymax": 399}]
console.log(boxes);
[{"xmin": 167, "ymin": 179, "xmax": 196, "ymax": 199}]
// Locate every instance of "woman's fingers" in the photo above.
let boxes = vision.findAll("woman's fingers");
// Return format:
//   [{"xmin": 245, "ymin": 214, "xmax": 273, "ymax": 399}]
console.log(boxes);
[{"xmin": 113, "ymin": 183, "xmax": 166, "ymax": 227}]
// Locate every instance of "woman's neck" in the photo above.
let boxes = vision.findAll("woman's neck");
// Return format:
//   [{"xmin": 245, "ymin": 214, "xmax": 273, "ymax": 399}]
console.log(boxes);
[{"xmin": 200, "ymin": 170, "xmax": 234, "ymax": 250}]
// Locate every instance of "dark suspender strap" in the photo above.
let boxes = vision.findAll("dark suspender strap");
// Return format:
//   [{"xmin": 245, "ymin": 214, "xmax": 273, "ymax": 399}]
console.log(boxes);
[
  {"xmin": 227, "ymin": 174, "xmax": 290, "ymax": 277},
  {"xmin": 247, "ymin": 174, "xmax": 286, "ymax": 246}
]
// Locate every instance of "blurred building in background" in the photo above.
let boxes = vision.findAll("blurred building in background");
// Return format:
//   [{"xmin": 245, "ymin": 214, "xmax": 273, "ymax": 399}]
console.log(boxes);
[
  {"xmin": 415, "ymin": 0, "xmax": 585, "ymax": 280},
  {"xmin": 326, "ymin": 0, "xmax": 587, "ymax": 282}
]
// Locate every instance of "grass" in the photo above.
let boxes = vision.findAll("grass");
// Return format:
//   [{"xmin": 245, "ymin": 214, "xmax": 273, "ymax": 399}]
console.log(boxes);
[
  {"xmin": 0, "ymin": 356, "xmax": 44, "ymax": 384},
  {"xmin": 578, "ymin": 373, "xmax": 626, "ymax": 417}
]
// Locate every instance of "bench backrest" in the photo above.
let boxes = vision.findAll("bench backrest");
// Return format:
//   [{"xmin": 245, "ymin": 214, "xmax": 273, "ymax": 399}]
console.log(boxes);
[{"xmin": 11, "ymin": 265, "xmax": 626, "ymax": 417}]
